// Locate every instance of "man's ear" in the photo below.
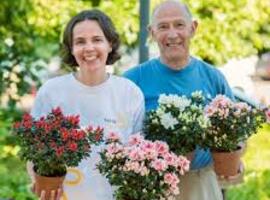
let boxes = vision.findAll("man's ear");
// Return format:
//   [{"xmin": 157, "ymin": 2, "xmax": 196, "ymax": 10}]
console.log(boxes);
[
  {"xmin": 147, "ymin": 25, "xmax": 155, "ymax": 41},
  {"xmin": 190, "ymin": 20, "xmax": 198, "ymax": 37}
]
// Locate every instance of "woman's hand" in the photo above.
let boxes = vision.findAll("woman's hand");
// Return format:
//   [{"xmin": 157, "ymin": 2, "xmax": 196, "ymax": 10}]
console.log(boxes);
[{"xmin": 27, "ymin": 162, "xmax": 63, "ymax": 200}]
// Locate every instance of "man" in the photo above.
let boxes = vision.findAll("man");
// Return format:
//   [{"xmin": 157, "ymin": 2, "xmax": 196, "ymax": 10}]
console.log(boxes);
[{"xmin": 124, "ymin": 1, "xmax": 234, "ymax": 200}]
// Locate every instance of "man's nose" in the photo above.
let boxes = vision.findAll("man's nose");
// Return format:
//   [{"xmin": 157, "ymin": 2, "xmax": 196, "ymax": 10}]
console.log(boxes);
[{"xmin": 167, "ymin": 28, "xmax": 178, "ymax": 39}]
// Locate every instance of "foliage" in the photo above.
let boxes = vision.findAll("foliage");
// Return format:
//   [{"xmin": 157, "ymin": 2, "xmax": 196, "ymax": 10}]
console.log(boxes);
[
  {"xmin": 144, "ymin": 91, "xmax": 209, "ymax": 155},
  {"xmin": 227, "ymin": 124, "xmax": 270, "ymax": 200},
  {"xmin": 204, "ymin": 95, "xmax": 266, "ymax": 151},
  {"xmin": 0, "ymin": 0, "xmax": 140, "ymax": 108},
  {"xmin": 13, "ymin": 107, "xmax": 103, "ymax": 176},
  {"xmin": 0, "ymin": 107, "xmax": 35, "ymax": 199},
  {"xmin": 186, "ymin": 0, "xmax": 270, "ymax": 65},
  {"xmin": 97, "ymin": 133, "xmax": 190, "ymax": 200},
  {"xmin": 1, "ymin": 0, "xmax": 270, "ymax": 108},
  {"xmin": 152, "ymin": 0, "xmax": 270, "ymax": 65}
]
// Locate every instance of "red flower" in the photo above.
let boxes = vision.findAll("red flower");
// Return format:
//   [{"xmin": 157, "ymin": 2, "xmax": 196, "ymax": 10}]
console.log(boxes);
[
  {"xmin": 22, "ymin": 113, "xmax": 32, "ymax": 121},
  {"xmin": 71, "ymin": 130, "xmax": 86, "ymax": 140},
  {"xmin": 13, "ymin": 107, "xmax": 103, "ymax": 176},
  {"xmin": 52, "ymin": 107, "xmax": 62, "ymax": 116},
  {"xmin": 56, "ymin": 146, "xmax": 65, "ymax": 157},
  {"xmin": 86, "ymin": 125, "xmax": 93, "ymax": 132},
  {"xmin": 61, "ymin": 128, "xmax": 69, "ymax": 141},
  {"xmin": 68, "ymin": 142, "xmax": 78, "ymax": 152},
  {"xmin": 66, "ymin": 115, "xmax": 80, "ymax": 126},
  {"xmin": 94, "ymin": 126, "xmax": 104, "ymax": 142},
  {"xmin": 13, "ymin": 122, "xmax": 21, "ymax": 129},
  {"xmin": 50, "ymin": 141, "xmax": 57, "ymax": 149},
  {"xmin": 44, "ymin": 123, "xmax": 52, "ymax": 134}
]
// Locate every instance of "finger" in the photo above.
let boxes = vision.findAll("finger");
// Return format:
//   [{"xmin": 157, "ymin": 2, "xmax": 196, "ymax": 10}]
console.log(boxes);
[
  {"xmin": 50, "ymin": 190, "xmax": 55, "ymax": 200},
  {"xmin": 56, "ymin": 188, "xmax": 63, "ymax": 200},
  {"xmin": 33, "ymin": 183, "xmax": 39, "ymax": 195},
  {"xmin": 31, "ymin": 183, "xmax": 35, "ymax": 193},
  {"xmin": 26, "ymin": 161, "xmax": 35, "ymax": 182},
  {"xmin": 40, "ymin": 190, "xmax": 46, "ymax": 200}
]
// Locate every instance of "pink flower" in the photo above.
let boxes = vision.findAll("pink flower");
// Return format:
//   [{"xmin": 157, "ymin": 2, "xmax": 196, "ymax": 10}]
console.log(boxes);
[
  {"xmin": 128, "ymin": 147, "xmax": 145, "ymax": 161},
  {"xmin": 164, "ymin": 172, "xmax": 179, "ymax": 187},
  {"xmin": 163, "ymin": 152, "xmax": 178, "ymax": 167},
  {"xmin": 212, "ymin": 95, "xmax": 231, "ymax": 108},
  {"xmin": 235, "ymin": 102, "xmax": 250, "ymax": 111},
  {"xmin": 107, "ymin": 143, "xmax": 123, "ymax": 155},
  {"xmin": 154, "ymin": 141, "xmax": 169, "ymax": 156},
  {"xmin": 107, "ymin": 132, "xmax": 120, "ymax": 142},
  {"xmin": 151, "ymin": 159, "xmax": 168, "ymax": 172},
  {"xmin": 218, "ymin": 108, "xmax": 229, "ymax": 119},
  {"xmin": 169, "ymin": 185, "xmax": 180, "ymax": 195},
  {"xmin": 128, "ymin": 133, "xmax": 144, "ymax": 146},
  {"xmin": 140, "ymin": 141, "xmax": 158, "ymax": 160},
  {"xmin": 176, "ymin": 156, "xmax": 190, "ymax": 175},
  {"xmin": 123, "ymin": 161, "xmax": 141, "ymax": 173},
  {"xmin": 205, "ymin": 105, "xmax": 217, "ymax": 116}
]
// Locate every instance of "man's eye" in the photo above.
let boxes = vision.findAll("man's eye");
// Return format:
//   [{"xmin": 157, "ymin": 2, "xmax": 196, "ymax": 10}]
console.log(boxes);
[
  {"xmin": 158, "ymin": 25, "xmax": 167, "ymax": 30},
  {"xmin": 176, "ymin": 23, "xmax": 184, "ymax": 27}
]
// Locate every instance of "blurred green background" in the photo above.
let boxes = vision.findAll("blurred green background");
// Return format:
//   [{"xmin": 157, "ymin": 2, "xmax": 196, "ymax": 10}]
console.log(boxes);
[{"xmin": 0, "ymin": 0, "xmax": 270, "ymax": 199}]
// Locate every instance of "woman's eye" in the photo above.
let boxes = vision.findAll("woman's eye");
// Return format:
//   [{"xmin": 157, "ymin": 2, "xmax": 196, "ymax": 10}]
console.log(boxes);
[
  {"xmin": 94, "ymin": 38, "xmax": 103, "ymax": 42},
  {"xmin": 75, "ymin": 40, "xmax": 85, "ymax": 45}
]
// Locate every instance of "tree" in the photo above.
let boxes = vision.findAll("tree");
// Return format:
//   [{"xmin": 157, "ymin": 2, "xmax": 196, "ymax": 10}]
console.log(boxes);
[{"xmin": 1, "ymin": 0, "xmax": 270, "ymax": 108}]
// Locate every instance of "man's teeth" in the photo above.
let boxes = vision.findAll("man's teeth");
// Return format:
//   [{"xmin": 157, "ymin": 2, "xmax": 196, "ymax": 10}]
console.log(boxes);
[{"xmin": 167, "ymin": 43, "xmax": 179, "ymax": 47}]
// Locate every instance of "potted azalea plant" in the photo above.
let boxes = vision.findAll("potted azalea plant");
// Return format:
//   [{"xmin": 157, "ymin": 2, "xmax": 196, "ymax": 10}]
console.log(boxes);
[
  {"xmin": 204, "ymin": 95, "xmax": 266, "ymax": 176},
  {"xmin": 13, "ymin": 107, "xmax": 103, "ymax": 200},
  {"xmin": 144, "ymin": 91, "xmax": 210, "ymax": 158},
  {"xmin": 97, "ymin": 133, "xmax": 190, "ymax": 200}
]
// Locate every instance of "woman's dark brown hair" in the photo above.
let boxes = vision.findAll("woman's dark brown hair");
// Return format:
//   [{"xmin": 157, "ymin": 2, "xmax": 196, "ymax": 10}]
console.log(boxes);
[{"xmin": 62, "ymin": 9, "xmax": 121, "ymax": 69}]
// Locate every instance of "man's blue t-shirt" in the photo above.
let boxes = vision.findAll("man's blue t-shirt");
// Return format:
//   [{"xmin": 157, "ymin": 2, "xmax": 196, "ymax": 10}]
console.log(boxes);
[{"xmin": 123, "ymin": 57, "xmax": 234, "ymax": 170}]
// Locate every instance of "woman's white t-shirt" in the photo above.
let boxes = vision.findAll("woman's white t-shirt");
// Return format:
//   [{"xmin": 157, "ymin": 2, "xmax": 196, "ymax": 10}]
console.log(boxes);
[{"xmin": 31, "ymin": 73, "xmax": 145, "ymax": 200}]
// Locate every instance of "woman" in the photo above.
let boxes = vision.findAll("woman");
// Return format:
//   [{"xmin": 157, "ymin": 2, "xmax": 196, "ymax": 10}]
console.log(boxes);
[{"xmin": 29, "ymin": 9, "xmax": 144, "ymax": 200}]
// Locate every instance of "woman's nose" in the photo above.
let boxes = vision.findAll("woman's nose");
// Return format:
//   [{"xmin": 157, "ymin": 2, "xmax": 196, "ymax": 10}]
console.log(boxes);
[{"xmin": 84, "ymin": 42, "xmax": 94, "ymax": 51}]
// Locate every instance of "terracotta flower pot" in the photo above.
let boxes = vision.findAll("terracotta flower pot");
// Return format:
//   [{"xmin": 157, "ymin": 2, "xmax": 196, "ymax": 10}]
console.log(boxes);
[
  {"xmin": 34, "ymin": 173, "xmax": 65, "ymax": 200},
  {"xmin": 212, "ymin": 146, "xmax": 242, "ymax": 177}
]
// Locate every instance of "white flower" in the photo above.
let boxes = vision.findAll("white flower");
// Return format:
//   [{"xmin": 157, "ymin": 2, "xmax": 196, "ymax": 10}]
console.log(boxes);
[
  {"xmin": 173, "ymin": 96, "xmax": 191, "ymax": 111},
  {"xmin": 4, "ymin": 38, "xmax": 14, "ymax": 47},
  {"xmin": 151, "ymin": 118, "xmax": 159, "ymax": 124},
  {"xmin": 246, "ymin": 116, "xmax": 250, "ymax": 123},
  {"xmin": 191, "ymin": 90, "xmax": 203, "ymax": 99},
  {"xmin": 158, "ymin": 94, "xmax": 171, "ymax": 105},
  {"xmin": 156, "ymin": 107, "xmax": 165, "ymax": 116},
  {"xmin": 160, "ymin": 112, "xmax": 178, "ymax": 129},
  {"xmin": 158, "ymin": 94, "xmax": 191, "ymax": 111},
  {"xmin": 197, "ymin": 115, "xmax": 210, "ymax": 128}
]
